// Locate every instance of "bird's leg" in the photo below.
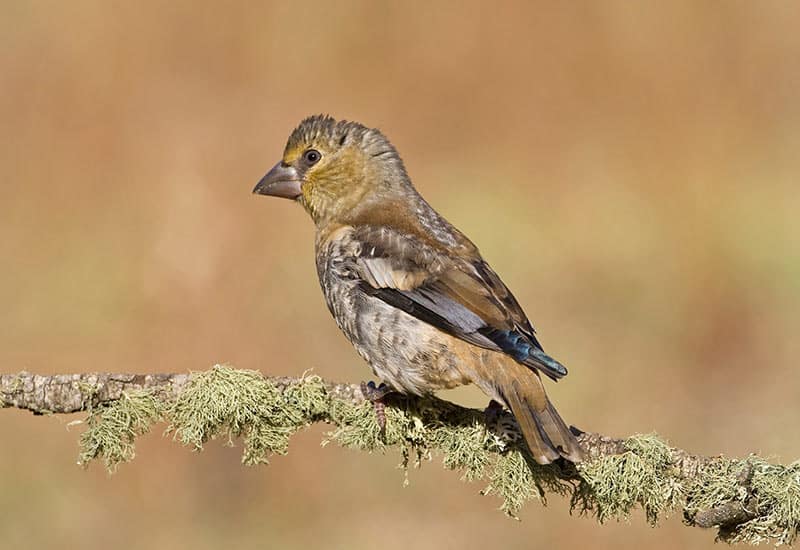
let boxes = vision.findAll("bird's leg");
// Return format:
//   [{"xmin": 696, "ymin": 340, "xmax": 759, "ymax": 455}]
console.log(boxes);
[{"xmin": 360, "ymin": 381, "xmax": 396, "ymax": 434}]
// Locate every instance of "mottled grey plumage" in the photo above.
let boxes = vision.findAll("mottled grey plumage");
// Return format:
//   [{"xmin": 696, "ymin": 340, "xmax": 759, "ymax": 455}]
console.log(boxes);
[
  {"xmin": 316, "ymin": 225, "xmax": 473, "ymax": 395},
  {"xmin": 254, "ymin": 115, "xmax": 583, "ymax": 464}
]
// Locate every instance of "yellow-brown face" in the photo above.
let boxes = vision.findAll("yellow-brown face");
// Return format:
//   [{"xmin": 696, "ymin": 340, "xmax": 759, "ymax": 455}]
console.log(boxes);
[
  {"xmin": 287, "ymin": 138, "xmax": 371, "ymax": 214},
  {"xmin": 253, "ymin": 115, "xmax": 407, "ymax": 227}
]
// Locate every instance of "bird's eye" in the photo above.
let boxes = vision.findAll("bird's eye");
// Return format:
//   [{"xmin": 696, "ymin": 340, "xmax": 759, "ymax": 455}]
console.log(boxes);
[{"xmin": 303, "ymin": 149, "xmax": 321, "ymax": 165}]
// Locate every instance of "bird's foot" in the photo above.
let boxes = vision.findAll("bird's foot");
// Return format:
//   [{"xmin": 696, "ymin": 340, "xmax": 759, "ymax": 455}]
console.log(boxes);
[
  {"xmin": 360, "ymin": 381, "xmax": 396, "ymax": 434},
  {"xmin": 483, "ymin": 399, "xmax": 522, "ymax": 446},
  {"xmin": 483, "ymin": 399, "xmax": 504, "ymax": 426}
]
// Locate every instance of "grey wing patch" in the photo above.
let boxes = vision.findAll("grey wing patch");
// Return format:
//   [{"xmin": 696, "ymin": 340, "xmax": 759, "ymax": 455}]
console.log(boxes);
[
  {"xmin": 357, "ymin": 278, "xmax": 501, "ymax": 351},
  {"xmin": 401, "ymin": 286, "xmax": 486, "ymax": 334}
]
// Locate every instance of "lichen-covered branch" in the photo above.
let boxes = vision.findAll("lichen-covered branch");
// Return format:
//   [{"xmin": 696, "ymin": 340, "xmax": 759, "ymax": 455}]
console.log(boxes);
[{"xmin": 2, "ymin": 366, "xmax": 798, "ymax": 546}]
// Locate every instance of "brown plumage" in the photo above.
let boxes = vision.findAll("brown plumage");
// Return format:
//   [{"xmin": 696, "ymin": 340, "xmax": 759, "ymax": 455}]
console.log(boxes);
[{"xmin": 253, "ymin": 115, "xmax": 583, "ymax": 464}]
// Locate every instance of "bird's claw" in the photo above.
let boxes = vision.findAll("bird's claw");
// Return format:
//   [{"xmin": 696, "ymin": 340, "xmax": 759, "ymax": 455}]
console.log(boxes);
[
  {"xmin": 482, "ymin": 399, "xmax": 522, "ymax": 447},
  {"xmin": 360, "ymin": 380, "xmax": 394, "ymax": 401},
  {"xmin": 483, "ymin": 399, "xmax": 504, "ymax": 427}
]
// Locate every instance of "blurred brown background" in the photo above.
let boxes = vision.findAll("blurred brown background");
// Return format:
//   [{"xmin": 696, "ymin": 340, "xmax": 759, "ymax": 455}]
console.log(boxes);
[{"xmin": 1, "ymin": 1, "xmax": 799, "ymax": 549}]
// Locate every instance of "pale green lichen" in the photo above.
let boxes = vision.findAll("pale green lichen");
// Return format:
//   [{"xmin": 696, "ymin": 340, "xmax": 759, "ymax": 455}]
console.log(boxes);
[
  {"xmin": 428, "ymin": 420, "xmax": 493, "ymax": 482},
  {"xmin": 576, "ymin": 433, "xmax": 683, "ymax": 524},
  {"xmin": 73, "ymin": 366, "xmax": 800, "ymax": 545},
  {"xmin": 743, "ymin": 459, "xmax": 800, "ymax": 546},
  {"xmin": 483, "ymin": 449, "xmax": 575, "ymax": 517},
  {"xmin": 683, "ymin": 457, "xmax": 751, "ymax": 529},
  {"xmin": 78, "ymin": 389, "xmax": 162, "ymax": 471},
  {"xmin": 166, "ymin": 365, "xmax": 327, "ymax": 465},
  {"xmin": 326, "ymin": 395, "xmax": 412, "ymax": 451},
  {"xmin": 168, "ymin": 365, "xmax": 283, "ymax": 449},
  {"xmin": 683, "ymin": 457, "xmax": 800, "ymax": 546},
  {"xmin": 484, "ymin": 449, "xmax": 540, "ymax": 516}
]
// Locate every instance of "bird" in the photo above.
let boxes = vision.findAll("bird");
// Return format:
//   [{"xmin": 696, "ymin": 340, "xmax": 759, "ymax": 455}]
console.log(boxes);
[{"xmin": 253, "ymin": 115, "xmax": 583, "ymax": 464}]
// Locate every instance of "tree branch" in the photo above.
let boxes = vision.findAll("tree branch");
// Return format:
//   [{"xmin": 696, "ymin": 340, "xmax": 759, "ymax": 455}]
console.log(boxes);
[{"xmin": 1, "ymin": 367, "xmax": 796, "ymax": 545}]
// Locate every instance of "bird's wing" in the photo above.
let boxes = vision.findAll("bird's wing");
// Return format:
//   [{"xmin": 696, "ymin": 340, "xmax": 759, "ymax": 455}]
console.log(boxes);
[{"xmin": 346, "ymin": 225, "xmax": 567, "ymax": 380}]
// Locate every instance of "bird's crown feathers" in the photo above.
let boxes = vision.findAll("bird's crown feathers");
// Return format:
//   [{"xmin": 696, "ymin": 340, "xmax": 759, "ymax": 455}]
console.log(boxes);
[{"xmin": 284, "ymin": 114, "xmax": 397, "ymax": 162}]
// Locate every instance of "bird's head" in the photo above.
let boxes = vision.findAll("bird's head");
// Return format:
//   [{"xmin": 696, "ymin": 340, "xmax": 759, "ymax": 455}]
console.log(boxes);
[{"xmin": 253, "ymin": 115, "xmax": 412, "ymax": 227}]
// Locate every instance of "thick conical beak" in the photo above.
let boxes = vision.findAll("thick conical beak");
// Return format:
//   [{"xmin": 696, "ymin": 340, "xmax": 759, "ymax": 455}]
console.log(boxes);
[{"xmin": 252, "ymin": 162, "xmax": 302, "ymax": 199}]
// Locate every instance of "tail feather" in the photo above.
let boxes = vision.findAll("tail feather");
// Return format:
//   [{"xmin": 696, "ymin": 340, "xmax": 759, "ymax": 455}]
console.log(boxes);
[{"xmin": 491, "ymin": 361, "xmax": 583, "ymax": 464}]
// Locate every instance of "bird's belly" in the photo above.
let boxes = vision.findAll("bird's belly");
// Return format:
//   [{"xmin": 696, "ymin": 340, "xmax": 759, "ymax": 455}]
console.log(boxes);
[{"xmin": 324, "ymin": 281, "xmax": 471, "ymax": 395}]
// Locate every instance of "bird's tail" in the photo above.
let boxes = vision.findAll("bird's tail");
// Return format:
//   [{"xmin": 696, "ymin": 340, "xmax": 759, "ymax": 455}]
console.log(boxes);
[{"xmin": 476, "ymin": 357, "xmax": 583, "ymax": 464}]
